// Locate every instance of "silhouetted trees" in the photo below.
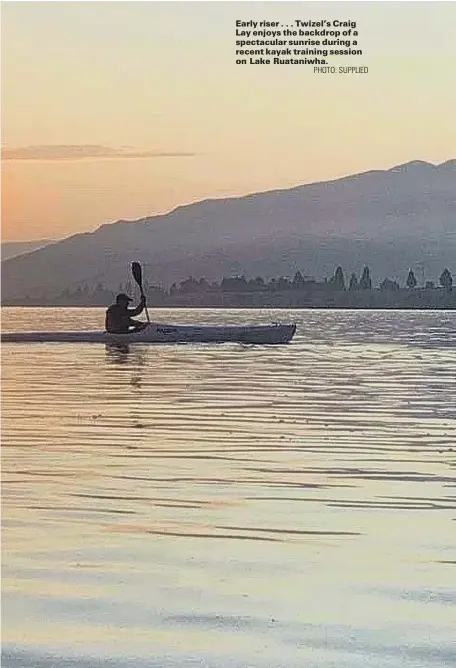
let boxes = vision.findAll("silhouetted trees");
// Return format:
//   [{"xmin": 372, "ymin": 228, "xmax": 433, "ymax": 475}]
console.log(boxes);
[
  {"xmin": 348, "ymin": 273, "xmax": 358, "ymax": 291},
  {"xmin": 406, "ymin": 269, "xmax": 417, "ymax": 289},
  {"xmin": 178, "ymin": 277, "xmax": 200, "ymax": 293},
  {"xmin": 439, "ymin": 268, "xmax": 453, "ymax": 291},
  {"xmin": 221, "ymin": 276, "xmax": 248, "ymax": 292},
  {"xmin": 292, "ymin": 271, "xmax": 306, "ymax": 289},
  {"xmin": 57, "ymin": 265, "xmax": 455, "ymax": 306},
  {"xmin": 359, "ymin": 266, "xmax": 372, "ymax": 290},
  {"xmin": 252, "ymin": 276, "xmax": 265, "ymax": 289},
  {"xmin": 329, "ymin": 266, "xmax": 346, "ymax": 290},
  {"xmin": 277, "ymin": 276, "xmax": 291, "ymax": 291},
  {"xmin": 380, "ymin": 278, "xmax": 400, "ymax": 291}
]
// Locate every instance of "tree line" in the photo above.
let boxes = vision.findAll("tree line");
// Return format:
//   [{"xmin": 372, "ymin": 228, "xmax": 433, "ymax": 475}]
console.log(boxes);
[
  {"xmin": 168, "ymin": 266, "xmax": 453, "ymax": 295},
  {"xmin": 61, "ymin": 266, "xmax": 453, "ymax": 301}
]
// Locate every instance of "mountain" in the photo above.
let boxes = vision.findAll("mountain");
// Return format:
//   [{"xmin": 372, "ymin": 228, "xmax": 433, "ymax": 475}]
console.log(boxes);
[
  {"xmin": 2, "ymin": 160, "xmax": 455, "ymax": 302},
  {"xmin": 1, "ymin": 239, "xmax": 53, "ymax": 261}
]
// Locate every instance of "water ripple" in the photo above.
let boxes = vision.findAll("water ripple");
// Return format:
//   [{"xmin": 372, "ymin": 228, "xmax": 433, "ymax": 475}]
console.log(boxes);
[{"xmin": 2, "ymin": 308, "xmax": 456, "ymax": 667}]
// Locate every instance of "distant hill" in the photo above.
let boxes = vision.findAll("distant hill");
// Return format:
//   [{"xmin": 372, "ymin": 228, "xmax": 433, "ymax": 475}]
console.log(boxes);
[
  {"xmin": 1, "ymin": 240, "xmax": 53, "ymax": 261},
  {"xmin": 2, "ymin": 159, "xmax": 455, "ymax": 302}
]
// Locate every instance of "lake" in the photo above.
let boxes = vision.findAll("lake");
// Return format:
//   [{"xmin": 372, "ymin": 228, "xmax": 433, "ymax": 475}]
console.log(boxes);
[{"xmin": 2, "ymin": 308, "xmax": 456, "ymax": 668}]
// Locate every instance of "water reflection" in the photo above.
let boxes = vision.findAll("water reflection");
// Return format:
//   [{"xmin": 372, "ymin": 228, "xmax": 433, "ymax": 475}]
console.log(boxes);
[
  {"xmin": 105, "ymin": 344, "xmax": 146, "ymax": 393},
  {"xmin": 2, "ymin": 308, "xmax": 456, "ymax": 668},
  {"xmin": 105, "ymin": 343, "xmax": 132, "ymax": 364},
  {"xmin": 105, "ymin": 343, "xmax": 144, "ymax": 365}
]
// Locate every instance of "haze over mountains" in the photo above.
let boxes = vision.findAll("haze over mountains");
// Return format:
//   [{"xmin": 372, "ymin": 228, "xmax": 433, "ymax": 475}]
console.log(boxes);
[
  {"xmin": 1, "ymin": 240, "xmax": 53, "ymax": 261},
  {"xmin": 2, "ymin": 159, "xmax": 455, "ymax": 302}
]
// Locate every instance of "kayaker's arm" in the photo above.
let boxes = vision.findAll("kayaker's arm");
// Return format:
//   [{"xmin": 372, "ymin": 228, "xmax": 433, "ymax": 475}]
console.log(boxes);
[{"xmin": 128, "ymin": 296, "xmax": 146, "ymax": 317}]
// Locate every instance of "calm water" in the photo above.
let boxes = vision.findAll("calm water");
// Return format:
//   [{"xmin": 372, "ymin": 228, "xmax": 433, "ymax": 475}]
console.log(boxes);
[{"xmin": 2, "ymin": 308, "xmax": 456, "ymax": 668}]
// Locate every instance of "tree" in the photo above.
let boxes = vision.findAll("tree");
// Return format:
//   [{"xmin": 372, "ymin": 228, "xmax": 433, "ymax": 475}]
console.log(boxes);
[
  {"xmin": 292, "ymin": 270, "xmax": 306, "ymax": 289},
  {"xmin": 380, "ymin": 278, "xmax": 400, "ymax": 291},
  {"xmin": 249, "ymin": 277, "xmax": 266, "ymax": 291},
  {"xmin": 277, "ymin": 276, "xmax": 291, "ymax": 291},
  {"xmin": 359, "ymin": 266, "xmax": 372, "ymax": 290},
  {"xmin": 253, "ymin": 276, "xmax": 265, "ymax": 287},
  {"xmin": 439, "ymin": 268, "xmax": 453, "ymax": 291},
  {"xmin": 406, "ymin": 269, "xmax": 417, "ymax": 289},
  {"xmin": 221, "ymin": 276, "xmax": 248, "ymax": 292},
  {"xmin": 348, "ymin": 273, "xmax": 358, "ymax": 291},
  {"xmin": 179, "ymin": 277, "xmax": 200, "ymax": 293},
  {"xmin": 331, "ymin": 266, "xmax": 346, "ymax": 290}
]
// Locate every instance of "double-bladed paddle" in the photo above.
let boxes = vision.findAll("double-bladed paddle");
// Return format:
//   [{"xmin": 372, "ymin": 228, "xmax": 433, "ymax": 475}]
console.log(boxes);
[{"xmin": 131, "ymin": 261, "xmax": 150, "ymax": 323}]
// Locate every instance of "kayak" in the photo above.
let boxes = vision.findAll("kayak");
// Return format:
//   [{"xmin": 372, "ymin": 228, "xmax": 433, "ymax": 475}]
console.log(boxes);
[{"xmin": 1, "ymin": 322, "xmax": 296, "ymax": 345}]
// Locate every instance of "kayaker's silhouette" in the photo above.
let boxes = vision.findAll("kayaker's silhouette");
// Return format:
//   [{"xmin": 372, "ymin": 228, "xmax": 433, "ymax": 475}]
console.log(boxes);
[{"xmin": 105, "ymin": 293, "xmax": 147, "ymax": 333}]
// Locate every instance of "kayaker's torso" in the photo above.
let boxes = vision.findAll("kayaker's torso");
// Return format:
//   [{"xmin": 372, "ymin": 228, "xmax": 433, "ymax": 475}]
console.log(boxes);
[{"xmin": 105, "ymin": 302, "xmax": 144, "ymax": 333}]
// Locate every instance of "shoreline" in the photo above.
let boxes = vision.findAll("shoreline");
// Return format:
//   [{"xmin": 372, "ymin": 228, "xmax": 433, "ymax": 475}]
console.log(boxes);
[{"xmin": 2, "ymin": 290, "xmax": 455, "ymax": 310}]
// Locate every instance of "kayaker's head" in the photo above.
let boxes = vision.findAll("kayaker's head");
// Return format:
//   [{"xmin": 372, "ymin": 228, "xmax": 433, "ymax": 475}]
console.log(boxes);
[{"xmin": 116, "ymin": 293, "xmax": 133, "ymax": 305}]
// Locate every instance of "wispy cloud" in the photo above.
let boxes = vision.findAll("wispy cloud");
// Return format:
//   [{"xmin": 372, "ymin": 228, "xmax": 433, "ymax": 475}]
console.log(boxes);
[{"xmin": 2, "ymin": 145, "xmax": 196, "ymax": 161}]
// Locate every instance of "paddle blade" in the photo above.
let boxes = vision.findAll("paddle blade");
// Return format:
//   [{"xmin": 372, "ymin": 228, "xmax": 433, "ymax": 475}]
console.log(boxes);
[
  {"xmin": 131, "ymin": 261, "xmax": 150, "ymax": 322},
  {"xmin": 131, "ymin": 261, "xmax": 143, "ymax": 289}
]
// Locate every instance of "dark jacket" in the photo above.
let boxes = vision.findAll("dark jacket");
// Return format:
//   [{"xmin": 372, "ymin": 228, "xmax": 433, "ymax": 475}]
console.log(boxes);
[{"xmin": 105, "ymin": 300, "xmax": 145, "ymax": 333}]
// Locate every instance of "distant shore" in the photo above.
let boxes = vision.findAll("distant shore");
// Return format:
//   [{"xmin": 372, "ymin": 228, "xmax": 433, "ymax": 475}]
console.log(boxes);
[{"xmin": 3, "ymin": 287, "xmax": 455, "ymax": 310}]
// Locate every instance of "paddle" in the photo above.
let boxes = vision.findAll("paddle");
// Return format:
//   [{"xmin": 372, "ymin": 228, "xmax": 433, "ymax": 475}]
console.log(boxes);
[{"xmin": 131, "ymin": 261, "xmax": 150, "ymax": 323}]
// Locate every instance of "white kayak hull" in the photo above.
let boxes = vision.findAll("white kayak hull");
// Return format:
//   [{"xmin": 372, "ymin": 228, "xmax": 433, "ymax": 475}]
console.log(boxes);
[{"xmin": 2, "ymin": 322, "xmax": 296, "ymax": 345}]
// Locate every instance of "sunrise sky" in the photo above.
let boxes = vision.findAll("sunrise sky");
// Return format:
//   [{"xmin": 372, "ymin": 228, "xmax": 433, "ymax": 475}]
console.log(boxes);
[{"xmin": 2, "ymin": 1, "xmax": 456, "ymax": 242}]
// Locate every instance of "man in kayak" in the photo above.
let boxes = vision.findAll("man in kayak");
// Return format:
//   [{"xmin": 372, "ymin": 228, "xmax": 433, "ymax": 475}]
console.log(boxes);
[{"xmin": 105, "ymin": 293, "xmax": 148, "ymax": 334}]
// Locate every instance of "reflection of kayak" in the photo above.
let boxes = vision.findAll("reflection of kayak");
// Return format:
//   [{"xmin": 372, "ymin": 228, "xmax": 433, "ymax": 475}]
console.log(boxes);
[{"xmin": 2, "ymin": 322, "xmax": 297, "ymax": 345}]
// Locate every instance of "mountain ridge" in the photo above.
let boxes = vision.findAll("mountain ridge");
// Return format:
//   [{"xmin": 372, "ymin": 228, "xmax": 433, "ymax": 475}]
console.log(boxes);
[
  {"xmin": 2, "ymin": 159, "xmax": 455, "ymax": 301},
  {"xmin": 1, "ymin": 239, "xmax": 54, "ymax": 261}
]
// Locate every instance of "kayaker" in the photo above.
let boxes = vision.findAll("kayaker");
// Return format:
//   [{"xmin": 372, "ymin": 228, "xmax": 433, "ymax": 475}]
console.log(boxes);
[{"xmin": 105, "ymin": 293, "xmax": 148, "ymax": 333}]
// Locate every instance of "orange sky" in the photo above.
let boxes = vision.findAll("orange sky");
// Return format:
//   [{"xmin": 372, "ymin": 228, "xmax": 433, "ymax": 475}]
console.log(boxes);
[{"xmin": 2, "ymin": 1, "xmax": 456, "ymax": 241}]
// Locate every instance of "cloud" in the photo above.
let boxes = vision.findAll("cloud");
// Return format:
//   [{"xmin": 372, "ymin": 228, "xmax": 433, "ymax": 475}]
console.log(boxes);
[{"xmin": 2, "ymin": 145, "xmax": 196, "ymax": 161}]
